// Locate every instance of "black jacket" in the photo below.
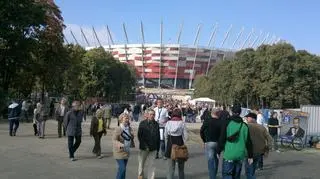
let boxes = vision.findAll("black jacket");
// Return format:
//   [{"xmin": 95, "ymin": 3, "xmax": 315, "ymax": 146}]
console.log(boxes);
[
  {"xmin": 138, "ymin": 120, "xmax": 160, "ymax": 151},
  {"xmin": 200, "ymin": 117, "xmax": 222, "ymax": 143}
]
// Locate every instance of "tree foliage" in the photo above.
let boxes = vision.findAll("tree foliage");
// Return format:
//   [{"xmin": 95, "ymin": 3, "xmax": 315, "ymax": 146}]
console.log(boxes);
[{"xmin": 194, "ymin": 43, "xmax": 320, "ymax": 109}]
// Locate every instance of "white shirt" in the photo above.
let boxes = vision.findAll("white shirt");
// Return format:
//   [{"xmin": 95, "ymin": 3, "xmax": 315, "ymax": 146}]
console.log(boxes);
[
  {"xmin": 60, "ymin": 105, "xmax": 65, "ymax": 116},
  {"xmin": 257, "ymin": 113, "xmax": 264, "ymax": 125},
  {"xmin": 154, "ymin": 106, "xmax": 169, "ymax": 127}
]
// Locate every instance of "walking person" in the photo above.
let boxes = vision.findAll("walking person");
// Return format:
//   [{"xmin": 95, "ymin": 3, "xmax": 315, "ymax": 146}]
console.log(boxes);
[
  {"xmin": 35, "ymin": 102, "xmax": 46, "ymax": 138},
  {"xmin": 8, "ymin": 100, "xmax": 22, "ymax": 136},
  {"xmin": 113, "ymin": 113, "xmax": 135, "ymax": 179},
  {"xmin": 154, "ymin": 99, "xmax": 169, "ymax": 159},
  {"xmin": 103, "ymin": 103, "xmax": 112, "ymax": 129},
  {"xmin": 137, "ymin": 109, "xmax": 160, "ymax": 179},
  {"xmin": 245, "ymin": 113, "xmax": 272, "ymax": 179},
  {"xmin": 33, "ymin": 102, "xmax": 42, "ymax": 136},
  {"xmin": 217, "ymin": 104, "xmax": 253, "ymax": 179},
  {"xmin": 64, "ymin": 101, "xmax": 84, "ymax": 161},
  {"xmin": 55, "ymin": 98, "xmax": 69, "ymax": 138},
  {"xmin": 200, "ymin": 109, "xmax": 222, "ymax": 179},
  {"xmin": 268, "ymin": 112, "xmax": 281, "ymax": 153},
  {"xmin": 90, "ymin": 109, "xmax": 107, "ymax": 159},
  {"xmin": 164, "ymin": 108, "xmax": 188, "ymax": 179}
]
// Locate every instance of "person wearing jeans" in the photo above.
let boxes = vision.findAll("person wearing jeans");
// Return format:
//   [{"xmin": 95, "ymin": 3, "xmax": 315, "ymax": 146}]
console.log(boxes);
[
  {"xmin": 137, "ymin": 109, "xmax": 160, "ymax": 179},
  {"xmin": 55, "ymin": 98, "xmax": 68, "ymax": 138},
  {"xmin": 113, "ymin": 113, "xmax": 135, "ymax": 179},
  {"xmin": 222, "ymin": 160, "xmax": 243, "ymax": 179},
  {"xmin": 64, "ymin": 101, "xmax": 84, "ymax": 161},
  {"xmin": 200, "ymin": 109, "xmax": 222, "ymax": 179},
  {"xmin": 8, "ymin": 101, "xmax": 21, "ymax": 136}
]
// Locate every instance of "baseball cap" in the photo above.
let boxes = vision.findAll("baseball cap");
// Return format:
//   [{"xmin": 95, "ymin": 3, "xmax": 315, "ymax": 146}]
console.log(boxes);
[{"xmin": 245, "ymin": 112, "xmax": 257, "ymax": 119}]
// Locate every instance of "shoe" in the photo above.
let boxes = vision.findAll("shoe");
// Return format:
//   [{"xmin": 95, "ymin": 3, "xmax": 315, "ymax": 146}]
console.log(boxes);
[
  {"xmin": 97, "ymin": 155, "xmax": 103, "ymax": 159},
  {"xmin": 155, "ymin": 155, "xmax": 159, "ymax": 159},
  {"xmin": 70, "ymin": 158, "xmax": 76, "ymax": 162},
  {"xmin": 13, "ymin": 132, "xmax": 16, "ymax": 136},
  {"xmin": 276, "ymin": 150, "xmax": 281, "ymax": 153},
  {"xmin": 163, "ymin": 157, "xmax": 167, "ymax": 160}
]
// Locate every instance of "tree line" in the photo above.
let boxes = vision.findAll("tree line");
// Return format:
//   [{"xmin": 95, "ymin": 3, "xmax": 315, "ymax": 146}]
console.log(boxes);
[
  {"xmin": 194, "ymin": 43, "xmax": 320, "ymax": 109},
  {"xmin": 0, "ymin": 0, "xmax": 136, "ymax": 111}
]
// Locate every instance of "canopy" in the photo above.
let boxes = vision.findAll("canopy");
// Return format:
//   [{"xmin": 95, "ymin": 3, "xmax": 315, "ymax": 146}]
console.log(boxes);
[{"xmin": 191, "ymin": 97, "xmax": 216, "ymax": 103}]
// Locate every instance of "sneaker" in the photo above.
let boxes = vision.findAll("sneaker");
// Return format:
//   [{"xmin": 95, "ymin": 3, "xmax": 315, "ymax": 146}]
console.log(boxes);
[
  {"xmin": 163, "ymin": 157, "xmax": 167, "ymax": 160},
  {"xmin": 97, "ymin": 155, "xmax": 103, "ymax": 159},
  {"xmin": 70, "ymin": 158, "xmax": 76, "ymax": 162},
  {"xmin": 276, "ymin": 150, "xmax": 281, "ymax": 153}
]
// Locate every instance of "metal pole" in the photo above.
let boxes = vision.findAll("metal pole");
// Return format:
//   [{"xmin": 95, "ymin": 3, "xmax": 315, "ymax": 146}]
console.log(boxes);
[
  {"xmin": 251, "ymin": 30, "xmax": 263, "ymax": 48},
  {"xmin": 64, "ymin": 36, "xmax": 69, "ymax": 44},
  {"xmin": 80, "ymin": 27, "xmax": 90, "ymax": 46},
  {"xmin": 260, "ymin": 33, "xmax": 270, "ymax": 45},
  {"xmin": 189, "ymin": 24, "xmax": 202, "ymax": 89},
  {"xmin": 70, "ymin": 30, "xmax": 79, "ymax": 45},
  {"xmin": 232, "ymin": 27, "xmax": 244, "ymax": 49},
  {"xmin": 106, "ymin": 25, "xmax": 114, "ymax": 45},
  {"xmin": 140, "ymin": 21, "xmax": 145, "ymax": 86},
  {"xmin": 240, "ymin": 28, "xmax": 254, "ymax": 50},
  {"xmin": 122, "ymin": 23, "xmax": 129, "ymax": 61},
  {"xmin": 92, "ymin": 26, "xmax": 102, "ymax": 47},
  {"xmin": 158, "ymin": 20, "xmax": 163, "ymax": 88},
  {"xmin": 206, "ymin": 24, "xmax": 218, "ymax": 75},
  {"xmin": 174, "ymin": 23, "xmax": 184, "ymax": 89},
  {"xmin": 221, "ymin": 24, "xmax": 233, "ymax": 48}
]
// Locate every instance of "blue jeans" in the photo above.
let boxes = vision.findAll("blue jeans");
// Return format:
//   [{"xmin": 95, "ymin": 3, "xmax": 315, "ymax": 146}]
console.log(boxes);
[
  {"xmin": 116, "ymin": 159, "xmax": 128, "ymax": 179},
  {"xmin": 205, "ymin": 142, "xmax": 219, "ymax": 179},
  {"xmin": 245, "ymin": 155, "xmax": 261, "ymax": 179},
  {"xmin": 222, "ymin": 159, "xmax": 242, "ymax": 179},
  {"xmin": 9, "ymin": 119, "xmax": 19, "ymax": 136}
]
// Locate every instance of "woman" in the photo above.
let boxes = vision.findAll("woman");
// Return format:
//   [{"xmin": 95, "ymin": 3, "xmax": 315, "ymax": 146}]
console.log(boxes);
[
  {"xmin": 113, "ymin": 113, "xmax": 135, "ymax": 179},
  {"xmin": 35, "ymin": 103, "xmax": 45, "ymax": 139},
  {"xmin": 165, "ymin": 108, "xmax": 188, "ymax": 179},
  {"xmin": 90, "ymin": 109, "xmax": 107, "ymax": 159}
]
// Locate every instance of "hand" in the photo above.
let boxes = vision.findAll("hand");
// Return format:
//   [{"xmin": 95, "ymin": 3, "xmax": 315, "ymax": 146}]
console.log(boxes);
[
  {"xmin": 216, "ymin": 153, "xmax": 220, "ymax": 159},
  {"xmin": 248, "ymin": 158, "xmax": 253, "ymax": 165}
]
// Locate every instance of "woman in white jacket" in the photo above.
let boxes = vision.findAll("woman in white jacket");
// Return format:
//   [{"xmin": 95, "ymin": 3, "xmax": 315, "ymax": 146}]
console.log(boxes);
[{"xmin": 164, "ymin": 108, "xmax": 188, "ymax": 179}]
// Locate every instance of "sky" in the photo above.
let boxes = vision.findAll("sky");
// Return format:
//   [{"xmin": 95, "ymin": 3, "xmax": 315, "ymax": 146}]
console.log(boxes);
[{"xmin": 55, "ymin": 0, "xmax": 320, "ymax": 54}]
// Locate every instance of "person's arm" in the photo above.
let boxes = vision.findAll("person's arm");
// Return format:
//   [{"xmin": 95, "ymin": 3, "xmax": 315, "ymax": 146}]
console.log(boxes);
[
  {"xmin": 264, "ymin": 129, "xmax": 273, "ymax": 149},
  {"xmin": 137, "ymin": 122, "xmax": 143, "ymax": 143},
  {"xmin": 217, "ymin": 120, "xmax": 228, "ymax": 154},
  {"xmin": 90, "ymin": 117, "xmax": 95, "ymax": 136},
  {"xmin": 245, "ymin": 125, "xmax": 253, "ymax": 159},
  {"xmin": 63, "ymin": 111, "xmax": 70, "ymax": 129},
  {"xmin": 200, "ymin": 120, "xmax": 208, "ymax": 143}
]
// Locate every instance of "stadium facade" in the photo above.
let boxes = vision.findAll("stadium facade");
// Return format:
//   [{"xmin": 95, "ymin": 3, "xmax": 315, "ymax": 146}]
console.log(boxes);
[{"xmin": 87, "ymin": 44, "xmax": 235, "ymax": 89}]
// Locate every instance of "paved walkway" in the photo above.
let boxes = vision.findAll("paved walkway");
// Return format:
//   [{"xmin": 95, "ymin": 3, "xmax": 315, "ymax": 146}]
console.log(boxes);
[{"xmin": 0, "ymin": 119, "xmax": 319, "ymax": 179}]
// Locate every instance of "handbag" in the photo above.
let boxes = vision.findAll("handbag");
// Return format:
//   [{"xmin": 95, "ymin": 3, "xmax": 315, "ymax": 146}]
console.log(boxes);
[{"xmin": 170, "ymin": 135, "xmax": 189, "ymax": 161}]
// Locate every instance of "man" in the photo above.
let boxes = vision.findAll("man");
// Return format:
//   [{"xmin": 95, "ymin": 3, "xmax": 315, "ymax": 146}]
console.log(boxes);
[
  {"xmin": 64, "ymin": 101, "xmax": 83, "ymax": 161},
  {"xmin": 8, "ymin": 100, "xmax": 22, "ymax": 136},
  {"xmin": 218, "ymin": 104, "xmax": 253, "ymax": 179},
  {"xmin": 55, "ymin": 98, "xmax": 69, "ymax": 138},
  {"xmin": 137, "ymin": 109, "xmax": 160, "ymax": 179},
  {"xmin": 268, "ymin": 112, "xmax": 281, "ymax": 153},
  {"xmin": 153, "ymin": 99, "xmax": 169, "ymax": 159},
  {"xmin": 285, "ymin": 118, "xmax": 305, "ymax": 138},
  {"xmin": 256, "ymin": 109, "xmax": 264, "ymax": 125},
  {"xmin": 245, "ymin": 113, "xmax": 272, "ymax": 178},
  {"xmin": 133, "ymin": 104, "xmax": 141, "ymax": 122},
  {"xmin": 103, "ymin": 103, "xmax": 112, "ymax": 129},
  {"xmin": 200, "ymin": 109, "xmax": 222, "ymax": 179}
]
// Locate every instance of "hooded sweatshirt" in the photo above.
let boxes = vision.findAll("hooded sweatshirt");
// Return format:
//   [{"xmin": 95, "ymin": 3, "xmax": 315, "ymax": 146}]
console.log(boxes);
[{"xmin": 218, "ymin": 115, "xmax": 253, "ymax": 160}]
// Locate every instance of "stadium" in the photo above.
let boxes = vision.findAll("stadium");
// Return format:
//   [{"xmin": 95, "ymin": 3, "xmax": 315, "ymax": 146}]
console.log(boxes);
[{"xmin": 67, "ymin": 23, "xmax": 280, "ymax": 90}]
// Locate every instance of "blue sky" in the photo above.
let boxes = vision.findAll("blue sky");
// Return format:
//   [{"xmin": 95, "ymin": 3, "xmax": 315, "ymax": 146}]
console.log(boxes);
[{"xmin": 55, "ymin": 0, "xmax": 320, "ymax": 54}]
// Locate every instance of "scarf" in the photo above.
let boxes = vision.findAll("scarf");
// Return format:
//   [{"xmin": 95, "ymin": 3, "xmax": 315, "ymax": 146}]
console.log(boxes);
[
  {"xmin": 171, "ymin": 117, "xmax": 182, "ymax": 121},
  {"xmin": 120, "ymin": 124, "xmax": 131, "ymax": 152}
]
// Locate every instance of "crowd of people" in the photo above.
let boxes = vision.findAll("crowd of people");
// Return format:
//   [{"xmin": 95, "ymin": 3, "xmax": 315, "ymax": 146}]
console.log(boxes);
[{"xmin": 7, "ymin": 96, "xmax": 302, "ymax": 179}]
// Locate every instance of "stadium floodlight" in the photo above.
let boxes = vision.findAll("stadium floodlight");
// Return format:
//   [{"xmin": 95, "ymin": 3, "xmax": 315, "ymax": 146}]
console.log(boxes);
[
  {"xmin": 92, "ymin": 26, "xmax": 102, "ymax": 47},
  {"xmin": 206, "ymin": 23, "xmax": 218, "ymax": 76},
  {"xmin": 221, "ymin": 24, "xmax": 233, "ymax": 48},
  {"xmin": 260, "ymin": 33, "xmax": 270, "ymax": 45},
  {"xmin": 140, "ymin": 21, "xmax": 146, "ymax": 86},
  {"xmin": 232, "ymin": 27, "xmax": 244, "ymax": 49},
  {"xmin": 251, "ymin": 30, "xmax": 263, "ymax": 48},
  {"xmin": 70, "ymin": 30, "xmax": 79, "ymax": 45},
  {"xmin": 174, "ymin": 22, "xmax": 184, "ymax": 89},
  {"xmin": 122, "ymin": 23, "xmax": 129, "ymax": 44},
  {"xmin": 106, "ymin": 25, "xmax": 115, "ymax": 45},
  {"xmin": 64, "ymin": 36, "xmax": 69, "ymax": 44},
  {"xmin": 240, "ymin": 28, "xmax": 254, "ymax": 50},
  {"xmin": 140, "ymin": 21, "xmax": 145, "ymax": 44},
  {"xmin": 80, "ymin": 27, "xmax": 90, "ymax": 46}
]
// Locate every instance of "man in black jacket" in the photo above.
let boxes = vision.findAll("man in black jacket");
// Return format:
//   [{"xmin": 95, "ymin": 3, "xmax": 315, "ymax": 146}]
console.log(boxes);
[
  {"xmin": 200, "ymin": 109, "xmax": 222, "ymax": 179},
  {"xmin": 137, "ymin": 109, "xmax": 160, "ymax": 179}
]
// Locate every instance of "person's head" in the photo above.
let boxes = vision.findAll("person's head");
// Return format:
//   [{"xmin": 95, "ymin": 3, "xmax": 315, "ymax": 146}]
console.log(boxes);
[
  {"xmin": 61, "ymin": 98, "xmax": 67, "ymax": 105},
  {"xmin": 245, "ymin": 113, "xmax": 257, "ymax": 123},
  {"xmin": 36, "ymin": 102, "xmax": 42, "ymax": 110},
  {"xmin": 157, "ymin": 99, "xmax": 163, "ymax": 108},
  {"xmin": 293, "ymin": 118, "xmax": 300, "ymax": 128},
  {"xmin": 171, "ymin": 108, "xmax": 182, "ymax": 118},
  {"xmin": 143, "ymin": 110, "xmax": 149, "ymax": 120},
  {"xmin": 231, "ymin": 104, "xmax": 242, "ymax": 116},
  {"xmin": 211, "ymin": 108, "xmax": 220, "ymax": 119},
  {"xmin": 147, "ymin": 109, "xmax": 156, "ymax": 121},
  {"xmin": 119, "ymin": 113, "xmax": 130, "ymax": 126},
  {"xmin": 95, "ymin": 109, "xmax": 104, "ymax": 118},
  {"xmin": 72, "ymin": 101, "xmax": 81, "ymax": 111},
  {"xmin": 272, "ymin": 112, "xmax": 278, "ymax": 119}
]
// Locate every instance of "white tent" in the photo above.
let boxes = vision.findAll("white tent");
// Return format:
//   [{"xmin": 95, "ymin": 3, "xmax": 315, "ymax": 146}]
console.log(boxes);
[{"xmin": 192, "ymin": 97, "xmax": 216, "ymax": 103}]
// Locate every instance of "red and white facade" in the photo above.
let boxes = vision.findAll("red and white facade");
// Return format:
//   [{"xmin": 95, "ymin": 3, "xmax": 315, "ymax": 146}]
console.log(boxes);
[{"xmin": 87, "ymin": 44, "xmax": 234, "ymax": 89}]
